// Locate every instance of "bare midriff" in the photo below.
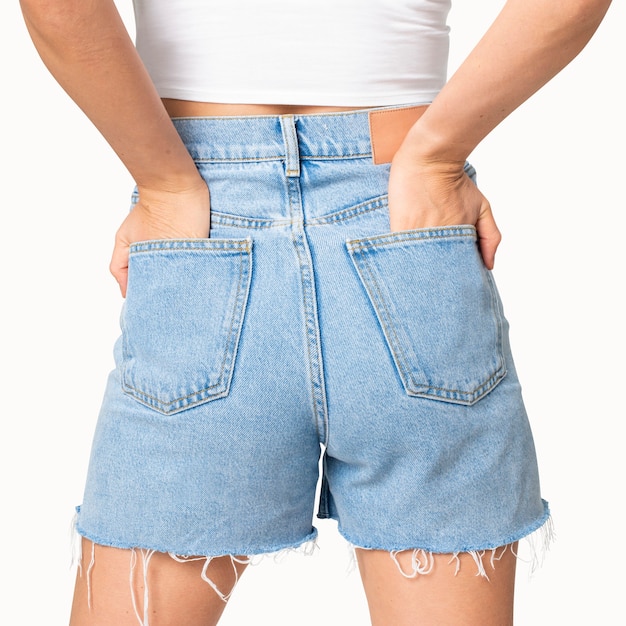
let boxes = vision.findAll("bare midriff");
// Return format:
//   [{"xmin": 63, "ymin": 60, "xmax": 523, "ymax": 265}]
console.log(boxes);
[{"xmin": 162, "ymin": 99, "xmax": 369, "ymax": 117}]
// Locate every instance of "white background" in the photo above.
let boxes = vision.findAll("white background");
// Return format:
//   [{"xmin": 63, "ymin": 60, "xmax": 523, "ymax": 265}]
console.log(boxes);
[{"xmin": 1, "ymin": 1, "xmax": 624, "ymax": 624}]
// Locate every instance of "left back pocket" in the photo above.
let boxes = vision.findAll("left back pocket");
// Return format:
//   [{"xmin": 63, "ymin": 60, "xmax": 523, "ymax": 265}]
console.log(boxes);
[{"xmin": 121, "ymin": 238, "xmax": 252, "ymax": 415}]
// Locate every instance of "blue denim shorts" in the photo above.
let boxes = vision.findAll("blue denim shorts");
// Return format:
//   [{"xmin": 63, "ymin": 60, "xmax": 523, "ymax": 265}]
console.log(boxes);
[{"xmin": 76, "ymin": 106, "xmax": 550, "ymax": 559}]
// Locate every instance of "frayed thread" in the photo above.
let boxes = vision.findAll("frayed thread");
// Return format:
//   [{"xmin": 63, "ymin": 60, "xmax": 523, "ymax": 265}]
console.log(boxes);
[
  {"xmin": 373, "ymin": 516, "xmax": 555, "ymax": 581},
  {"xmin": 167, "ymin": 553, "xmax": 250, "ymax": 603},
  {"xmin": 71, "ymin": 526, "xmax": 318, "ymax": 626},
  {"xmin": 71, "ymin": 514, "xmax": 96, "ymax": 610},
  {"xmin": 259, "ymin": 537, "xmax": 318, "ymax": 565},
  {"xmin": 389, "ymin": 544, "xmax": 513, "ymax": 581},
  {"xmin": 513, "ymin": 515, "xmax": 555, "ymax": 576},
  {"xmin": 130, "ymin": 548, "xmax": 156, "ymax": 626},
  {"xmin": 390, "ymin": 548, "xmax": 435, "ymax": 578},
  {"xmin": 86, "ymin": 542, "xmax": 96, "ymax": 609},
  {"xmin": 168, "ymin": 536, "xmax": 319, "ymax": 602},
  {"xmin": 70, "ymin": 512, "xmax": 81, "ymax": 571}
]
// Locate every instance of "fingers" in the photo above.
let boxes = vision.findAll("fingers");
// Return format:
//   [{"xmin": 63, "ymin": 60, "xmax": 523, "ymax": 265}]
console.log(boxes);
[
  {"xmin": 388, "ymin": 152, "xmax": 502, "ymax": 269},
  {"xmin": 108, "ymin": 184, "xmax": 212, "ymax": 297},
  {"xmin": 110, "ymin": 240, "xmax": 129, "ymax": 297},
  {"xmin": 476, "ymin": 202, "xmax": 502, "ymax": 270}
]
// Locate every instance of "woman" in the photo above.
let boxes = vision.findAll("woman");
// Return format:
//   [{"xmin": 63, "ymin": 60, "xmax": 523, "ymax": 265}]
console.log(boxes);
[{"xmin": 19, "ymin": 1, "xmax": 611, "ymax": 624}]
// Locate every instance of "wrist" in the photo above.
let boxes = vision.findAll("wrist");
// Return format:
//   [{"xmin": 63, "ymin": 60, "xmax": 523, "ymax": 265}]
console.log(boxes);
[
  {"xmin": 398, "ymin": 121, "xmax": 471, "ymax": 168},
  {"xmin": 135, "ymin": 179, "xmax": 210, "ymax": 214},
  {"xmin": 135, "ymin": 170, "xmax": 207, "ymax": 197}
]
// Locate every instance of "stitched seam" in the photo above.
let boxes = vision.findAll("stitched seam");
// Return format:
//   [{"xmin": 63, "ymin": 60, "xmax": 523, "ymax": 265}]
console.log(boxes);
[
  {"xmin": 351, "ymin": 246, "xmax": 417, "ymax": 390},
  {"xmin": 347, "ymin": 227, "xmax": 475, "ymax": 250},
  {"xmin": 306, "ymin": 196, "xmax": 387, "ymax": 226},
  {"xmin": 212, "ymin": 197, "xmax": 386, "ymax": 230},
  {"xmin": 192, "ymin": 156, "xmax": 283, "ymax": 163},
  {"xmin": 210, "ymin": 212, "xmax": 290, "ymax": 230},
  {"xmin": 299, "ymin": 153, "xmax": 371, "ymax": 161},
  {"xmin": 129, "ymin": 240, "xmax": 250, "ymax": 254}
]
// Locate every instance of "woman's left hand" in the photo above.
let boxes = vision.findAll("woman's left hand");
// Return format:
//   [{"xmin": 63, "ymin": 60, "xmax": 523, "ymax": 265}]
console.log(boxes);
[{"xmin": 388, "ymin": 148, "xmax": 501, "ymax": 269}]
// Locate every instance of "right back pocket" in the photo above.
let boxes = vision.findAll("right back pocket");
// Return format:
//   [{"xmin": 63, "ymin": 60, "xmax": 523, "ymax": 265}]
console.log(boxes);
[{"xmin": 346, "ymin": 226, "xmax": 506, "ymax": 406}]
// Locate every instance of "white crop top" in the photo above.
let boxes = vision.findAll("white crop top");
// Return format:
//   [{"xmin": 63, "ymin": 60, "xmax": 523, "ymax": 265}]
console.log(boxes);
[{"xmin": 132, "ymin": 0, "xmax": 452, "ymax": 106}]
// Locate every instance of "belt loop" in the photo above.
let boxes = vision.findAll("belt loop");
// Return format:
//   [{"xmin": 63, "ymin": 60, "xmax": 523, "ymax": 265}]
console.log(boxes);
[{"xmin": 280, "ymin": 115, "xmax": 301, "ymax": 178}]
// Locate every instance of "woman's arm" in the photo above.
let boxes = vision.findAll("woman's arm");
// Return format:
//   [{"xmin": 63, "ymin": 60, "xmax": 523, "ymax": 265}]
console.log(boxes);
[
  {"xmin": 19, "ymin": 0, "xmax": 211, "ymax": 295},
  {"xmin": 391, "ymin": 0, "xmax": 612, "ymax": 268}
]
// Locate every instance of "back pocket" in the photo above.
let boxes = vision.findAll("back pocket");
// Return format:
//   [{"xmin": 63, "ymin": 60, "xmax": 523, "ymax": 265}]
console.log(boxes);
[
  {"xmin": 121, "ymin": 238, "xmax": 252, "ymax": 415},
  {"xmin": 346, "ymin": 226, "xmax": 506, "ymax": 405}
]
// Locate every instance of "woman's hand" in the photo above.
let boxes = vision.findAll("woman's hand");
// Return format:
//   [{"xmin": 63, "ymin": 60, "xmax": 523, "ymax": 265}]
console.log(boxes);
[
  {"xmin": 110, "ymin": 181, "xmax": 212, "ymax": 297},
  {"xmin": 387, "ymin": 148, "xmax": 501, "ymax": 269},
  {"xmin": 384, "ymin": 0, "xmax": 611, "ymax": 272}
]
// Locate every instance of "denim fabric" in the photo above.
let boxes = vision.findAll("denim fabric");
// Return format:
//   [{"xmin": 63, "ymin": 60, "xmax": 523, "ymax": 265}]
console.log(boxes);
[
  {"xmin": 121, "ymin": 239, "xmax": 252, "ymax": 414},
  {"xmin": 76, "ymin": 107, "xmax": 549, "ymax": 557}
]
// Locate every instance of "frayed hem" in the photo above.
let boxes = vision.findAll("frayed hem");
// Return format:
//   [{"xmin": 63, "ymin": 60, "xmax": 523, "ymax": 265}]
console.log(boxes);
[
  {"xmin": 73, "ymin": 513, "xmax": 318, "ymax": 557},
  {"xmin": 166, "ymin": 539, "xmax": 319, "ymax": 603},
  {"xmin": 386, "ymin": 544, "xmax": 511, "ymax": 581},
  {"xmin": 348, "ymin": 514, "xmax": 555, "ymax": 581},
  {"xmin": 71, "ymin": 518, "xmax": 318, "ymax": 626}
]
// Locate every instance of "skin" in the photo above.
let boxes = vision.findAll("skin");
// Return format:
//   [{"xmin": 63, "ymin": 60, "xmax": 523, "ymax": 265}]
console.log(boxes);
[
  {"xmin": 356, "ymin": 546, "xmax": 518, "ymax": 626},
  {"xmin": 70, "ymin": 539, "xmax": 248, "ymax": 626},
  {"xmin": 20, "ymin": 0, "xmax": 611, "ymax": 623}
]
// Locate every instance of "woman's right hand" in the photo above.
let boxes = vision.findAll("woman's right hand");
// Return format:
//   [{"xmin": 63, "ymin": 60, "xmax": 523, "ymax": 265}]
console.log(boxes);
[
  {"xmin": 388, "ymin": 148, "xmax": 501, "ymax": 269},
  {"xmin": 110, "ymin": 180, "xmax": 211, "ymax": 297}
]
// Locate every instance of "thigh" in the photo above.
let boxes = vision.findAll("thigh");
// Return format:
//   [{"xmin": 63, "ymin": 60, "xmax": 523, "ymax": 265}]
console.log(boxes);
[
  {"xmin": 356, "ymin": 544, "xmax": 517, "ymax": 626},
  {"xmin": 70, "ymin": 539, "xmax": 247, "ymax": 626}
]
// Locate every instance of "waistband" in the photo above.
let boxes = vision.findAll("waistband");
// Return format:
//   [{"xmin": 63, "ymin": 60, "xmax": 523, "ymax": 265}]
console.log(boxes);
[{"xmin": 172, "ymin": 104, "xmax": 427, "ymax": 164}]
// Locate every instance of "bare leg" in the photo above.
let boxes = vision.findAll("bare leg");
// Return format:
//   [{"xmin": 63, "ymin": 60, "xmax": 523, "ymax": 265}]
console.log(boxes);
[
  {"xmin": 356, "ymin": 544, "xmax": 517, "ymax": 626},
  {"xmin": 69, "ymin": 538, "xmax": 247, "ymax": 626}
]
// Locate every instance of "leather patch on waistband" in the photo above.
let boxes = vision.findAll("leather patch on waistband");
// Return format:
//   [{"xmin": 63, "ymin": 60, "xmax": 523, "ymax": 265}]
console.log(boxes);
[{"xmin": 368, "ymin": 105, "xmax": 427, "ymax": 165}]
